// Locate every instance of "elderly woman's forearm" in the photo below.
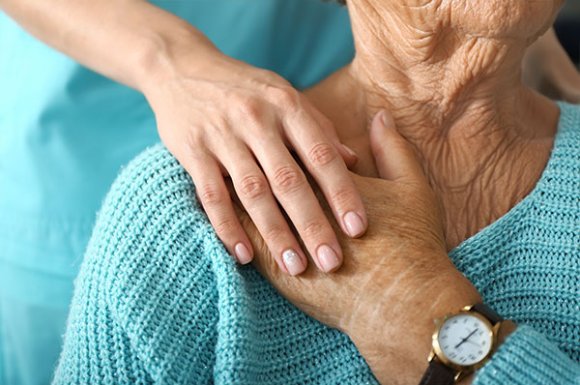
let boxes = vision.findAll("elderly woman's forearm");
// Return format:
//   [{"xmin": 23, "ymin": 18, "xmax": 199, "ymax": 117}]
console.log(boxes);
[{"xmin": 0, "ymin": 0, "xmax": 217, "ymax": 91}]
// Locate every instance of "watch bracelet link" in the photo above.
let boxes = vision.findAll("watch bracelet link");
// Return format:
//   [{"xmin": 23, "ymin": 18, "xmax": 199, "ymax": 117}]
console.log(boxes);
[{"xmin": 417, "ymin": 303, "xmax": 504, "ymax": 385}]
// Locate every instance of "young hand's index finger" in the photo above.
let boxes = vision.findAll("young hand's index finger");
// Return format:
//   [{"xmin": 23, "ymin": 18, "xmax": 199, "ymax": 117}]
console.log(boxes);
[{"xmin": 283, "ymin": 107, "xmax": 368, "ymax": 239}]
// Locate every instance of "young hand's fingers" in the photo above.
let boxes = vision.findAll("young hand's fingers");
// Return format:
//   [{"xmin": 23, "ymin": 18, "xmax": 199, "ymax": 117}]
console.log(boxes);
[
  {"xmin": 369, "ymin": 110, "xmax": 427, "ymax": 183},
  {"xmin": 219, "ymin": 141, "xmax": 310, "ymax": 276},
  {"xmin": 182, "ymin": 150, "xmax": 254, "ymax": 264},
  {"xmin": 283, "ymin": 108, "xmax": 368, "ymax": 239},
  {"xmin": 305, "ymin": 102, "xmax": 359, "ymax": 168},
  {"xmin": 249, "ymin": 136, "xmax": 344, "ymax": 273}
]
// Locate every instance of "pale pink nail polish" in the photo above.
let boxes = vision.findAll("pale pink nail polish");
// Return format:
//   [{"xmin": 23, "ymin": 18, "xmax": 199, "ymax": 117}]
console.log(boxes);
[
  {"xmin": 317, "ymin": 244, "xmax": 341, "ymax": 273},
  {"xmin": 282, "ymin": 249, "xmax": 305, "ymax": 276},
  {"xmin": 235, "ymin": 243, "xmax": 252, "ymax": 265},
  {"xmin": 343, "ymin": 211, "xmax": 365, "ymax": 237}
]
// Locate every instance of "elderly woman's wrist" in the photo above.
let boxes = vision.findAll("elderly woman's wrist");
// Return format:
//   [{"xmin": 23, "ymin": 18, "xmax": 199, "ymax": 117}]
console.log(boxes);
[{"xmin": 346, "ymin": 264, "xmax": 481, "ymax": 384}]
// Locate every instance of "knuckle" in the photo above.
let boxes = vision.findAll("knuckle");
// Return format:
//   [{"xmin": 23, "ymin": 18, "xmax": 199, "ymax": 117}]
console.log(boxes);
[
  {"xmin": 237, "ymin": 97, "xmax": 262, "ymax": 121},
  {"xmin": 271, "ymin": 165, "xmax": 305, "ymax": 193},
  {"xmin": 330, "ymin": 186, "xmax": 358, "ymax": 208},
  {"xmin": 308, "ymin": 142, "xmax": 338, "ymax": 167},
  {"xmin": 268, "ymin": 86, "xmax": 299, "ymax": 108},
  {"xmin": 238, "ymin": 174, "xmax": 269, "ymax": 200},
  {"xmin": 182, "ymin": 130, "xmax": 205, "ymax": 158},
  {"xmin": 213, "ymin": 218, "xmax": 238, "ymax": 238},
  {"xmin": 262, "ymin": 225, "xmax": 286, "ymax": 244},
  {"xmin": 198, "ymin": 183, "xmax": 225, "ymax": 206},
  {"xmin": 259, "ymin": 69, "xmax": 282, "ymax": 83},
  {"xmin": 301, "ymin": 220, "xmax": 326, "ymax": 240},
  {"xmin": 206, "ymin": 116, "xmax": 230, "ymax": 136}
]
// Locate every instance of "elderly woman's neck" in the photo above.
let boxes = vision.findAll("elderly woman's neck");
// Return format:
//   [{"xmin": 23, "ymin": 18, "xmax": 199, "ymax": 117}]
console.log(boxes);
[
  {"xmin": 346, "ymin": 2, "xmax": 550, "ymax": 142},
  {"xmin": 305, "ymin": 4, "xmax": 560, "ymax": 248}
]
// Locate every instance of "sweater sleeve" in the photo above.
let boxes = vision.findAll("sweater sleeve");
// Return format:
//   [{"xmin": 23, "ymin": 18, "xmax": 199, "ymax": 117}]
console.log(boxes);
[
  {"xmin": 473, "ymin": 325, "xmax": 580, "ymax": 385},
  {"xmin": 52, "ymin": 142, "xmax": 580, "ymax": 384},
  {"xmin": 53, "ymin": 145, "xmax": 224, "ymax": 385}
]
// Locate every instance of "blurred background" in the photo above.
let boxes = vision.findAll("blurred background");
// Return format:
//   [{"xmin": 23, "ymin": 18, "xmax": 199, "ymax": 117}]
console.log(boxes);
[{"xmin": 557, "ymin": 0, "xmax": 580, "ymax": 65}]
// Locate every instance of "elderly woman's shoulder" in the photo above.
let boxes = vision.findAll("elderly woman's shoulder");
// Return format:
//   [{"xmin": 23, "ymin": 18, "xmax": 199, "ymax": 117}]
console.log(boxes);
[
  {"xmin": 55, "ymin": 144, "xmax": 222, "ymax": 383},
  {"xmin": 103, "ymin": 144, "xmax": 193, "ymax": 212},
  {"xmin": 88, "ymin": 142, "xmax": 212, "ymax": 282}
]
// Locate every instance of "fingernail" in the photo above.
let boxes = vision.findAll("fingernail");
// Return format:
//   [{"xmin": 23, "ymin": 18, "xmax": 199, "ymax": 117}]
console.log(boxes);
[
  {"xmin": 341, "ymin": 144, "xmax": 358, "ymax": 159},
  {"xmin": 343, "ymin": 211, "xmax": 366, "ymax": 238},
  {"xmin": 377, "ymin": 110, "xmax": 393, "ymax": 128},
  {"xmin": 282, "ymin": 249, "xmax": 305, "ymax": 276},
  {"xmin": 235, "ymin": 243, "xmax": 252, "ymax": 265},
  {"xmin": 317, "ymin": 244, "xmax": 341, "ymax": 273}
]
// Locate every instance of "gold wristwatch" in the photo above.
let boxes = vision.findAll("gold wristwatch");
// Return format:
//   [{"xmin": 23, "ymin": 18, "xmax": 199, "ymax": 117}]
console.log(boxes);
[{"xmin": 418, "ymin": 303, "xmax": 503, "ymax": 385}]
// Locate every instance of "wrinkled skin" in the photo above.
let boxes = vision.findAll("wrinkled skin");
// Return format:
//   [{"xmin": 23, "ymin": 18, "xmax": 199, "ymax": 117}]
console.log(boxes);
[
  {"xmin": 234, "ymin": 0, "xmax": 567, "ymax": 383},
  {"xmin": 309, "ymin": 0, "xmax": 564, "ymax": 250},
  {"xmin": 237, "ymin": 114, "xmax": 480, "ymax": 385}
]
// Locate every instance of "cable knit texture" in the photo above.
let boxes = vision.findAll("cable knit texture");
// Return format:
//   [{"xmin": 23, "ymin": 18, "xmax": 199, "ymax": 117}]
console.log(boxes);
[{"xmin": 53, "ymin": 103, "xmax": 580, "ymax": 385}]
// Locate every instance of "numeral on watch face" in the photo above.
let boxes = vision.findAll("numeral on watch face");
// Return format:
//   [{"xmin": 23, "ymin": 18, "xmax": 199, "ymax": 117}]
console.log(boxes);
[{"xmin": 437, "ymin": 314, "xmax": 493, "ymax": 366}]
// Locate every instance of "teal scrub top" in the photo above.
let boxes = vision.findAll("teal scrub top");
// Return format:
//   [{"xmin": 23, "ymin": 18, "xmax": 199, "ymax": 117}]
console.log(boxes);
[{"xmin": 0, "ymin": 1, "xmax": 354, "ymax": 384}]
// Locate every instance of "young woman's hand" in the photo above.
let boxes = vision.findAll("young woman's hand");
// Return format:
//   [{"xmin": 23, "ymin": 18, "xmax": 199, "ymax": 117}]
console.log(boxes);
[
  {"xmin": 240, "ymin": 111, "xmax": 481, "ymax": 384},
  {"xmin": 0, "ymin": 0, "xmax": 367, "ymax": 275},
  {"xmin": 0, "ymin": 0, "xmax": 365, "ymax": 275},
  {"xmin": 143, "ymin": 50, "xmax": 367, "ymax": 276}
]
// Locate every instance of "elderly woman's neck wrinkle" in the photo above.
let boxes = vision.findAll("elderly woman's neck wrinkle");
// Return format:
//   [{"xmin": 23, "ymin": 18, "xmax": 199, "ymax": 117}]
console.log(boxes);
[
  {"xmin": 353, "ymin": 37, "xmax": 522, "ymax": 130},
  {"xmin": 305, "ymin": 0, "xmax": 559, "ymax": 247},
  {"xmin": 348, "ymin": 0, "xmax": 533, "ymax": 132}
]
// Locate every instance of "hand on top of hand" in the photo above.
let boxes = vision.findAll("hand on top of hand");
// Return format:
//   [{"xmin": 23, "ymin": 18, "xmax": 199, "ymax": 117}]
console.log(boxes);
[
  {"xmin": 240, "ymin": 111, "xmax": 481, "ymax": 385},
  {"xmin": 144, "ymin": 50, "xmax": 367, "ymax": 276}
]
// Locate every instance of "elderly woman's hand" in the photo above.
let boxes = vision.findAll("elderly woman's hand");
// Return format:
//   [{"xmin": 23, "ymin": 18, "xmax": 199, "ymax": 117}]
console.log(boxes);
[{"xmin": 240, "ymin": 111, "xmax": 481, "ymax": 385}]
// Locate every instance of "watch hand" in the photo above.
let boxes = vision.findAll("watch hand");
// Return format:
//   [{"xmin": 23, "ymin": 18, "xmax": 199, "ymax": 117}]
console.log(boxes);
[{"xmin": 455, "ymin": 328, "xmax": 479, "ymax": 349}]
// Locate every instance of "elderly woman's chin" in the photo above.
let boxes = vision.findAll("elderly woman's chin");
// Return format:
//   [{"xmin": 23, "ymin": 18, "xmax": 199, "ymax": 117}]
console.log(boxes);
[{"xmin": 448, "ymin": 0, "xmax": 564, "ymax": 39}]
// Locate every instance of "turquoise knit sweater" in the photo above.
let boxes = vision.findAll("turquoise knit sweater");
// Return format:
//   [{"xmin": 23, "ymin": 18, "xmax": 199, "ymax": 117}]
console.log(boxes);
[{"xmin": 53, "ymin": 103, "xmax": 580, "ymax": 385}]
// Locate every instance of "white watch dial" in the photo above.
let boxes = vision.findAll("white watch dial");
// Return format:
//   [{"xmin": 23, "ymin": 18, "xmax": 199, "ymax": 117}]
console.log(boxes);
[{"xmin": 437, "ymin": 313, "xmax": 493, "ymax": 366}]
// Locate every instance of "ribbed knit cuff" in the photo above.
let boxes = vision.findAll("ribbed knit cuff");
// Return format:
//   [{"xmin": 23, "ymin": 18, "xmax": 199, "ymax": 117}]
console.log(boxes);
[{"xmin": 473, "ymin": 325, "xmax": 580, "ymax": 385}]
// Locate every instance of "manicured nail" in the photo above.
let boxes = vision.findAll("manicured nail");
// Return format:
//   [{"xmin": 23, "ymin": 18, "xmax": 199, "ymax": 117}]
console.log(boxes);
[
  {"xmin": 282, "ymin": 249, "xmax": 305, "ymax": 276},
  {"xmin": 341, "ymin": 144, "xmax": 358, "ymax": 159},
  {"xmin": 343, "ymin": 211, "xmax": 365, "ymax": 238},
  {"xmin": 317, "ymin": 244, "xmax": 341, "ymax": 273},
  {"xmin": 234, "ymin": 243, "xmax": 252, "ymax": 265}
]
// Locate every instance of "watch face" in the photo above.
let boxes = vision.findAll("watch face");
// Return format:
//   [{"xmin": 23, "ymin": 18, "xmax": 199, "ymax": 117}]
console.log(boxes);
[{"xmin": 437, "ymin": 313, "xmax": 493, "ymax": 366}]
